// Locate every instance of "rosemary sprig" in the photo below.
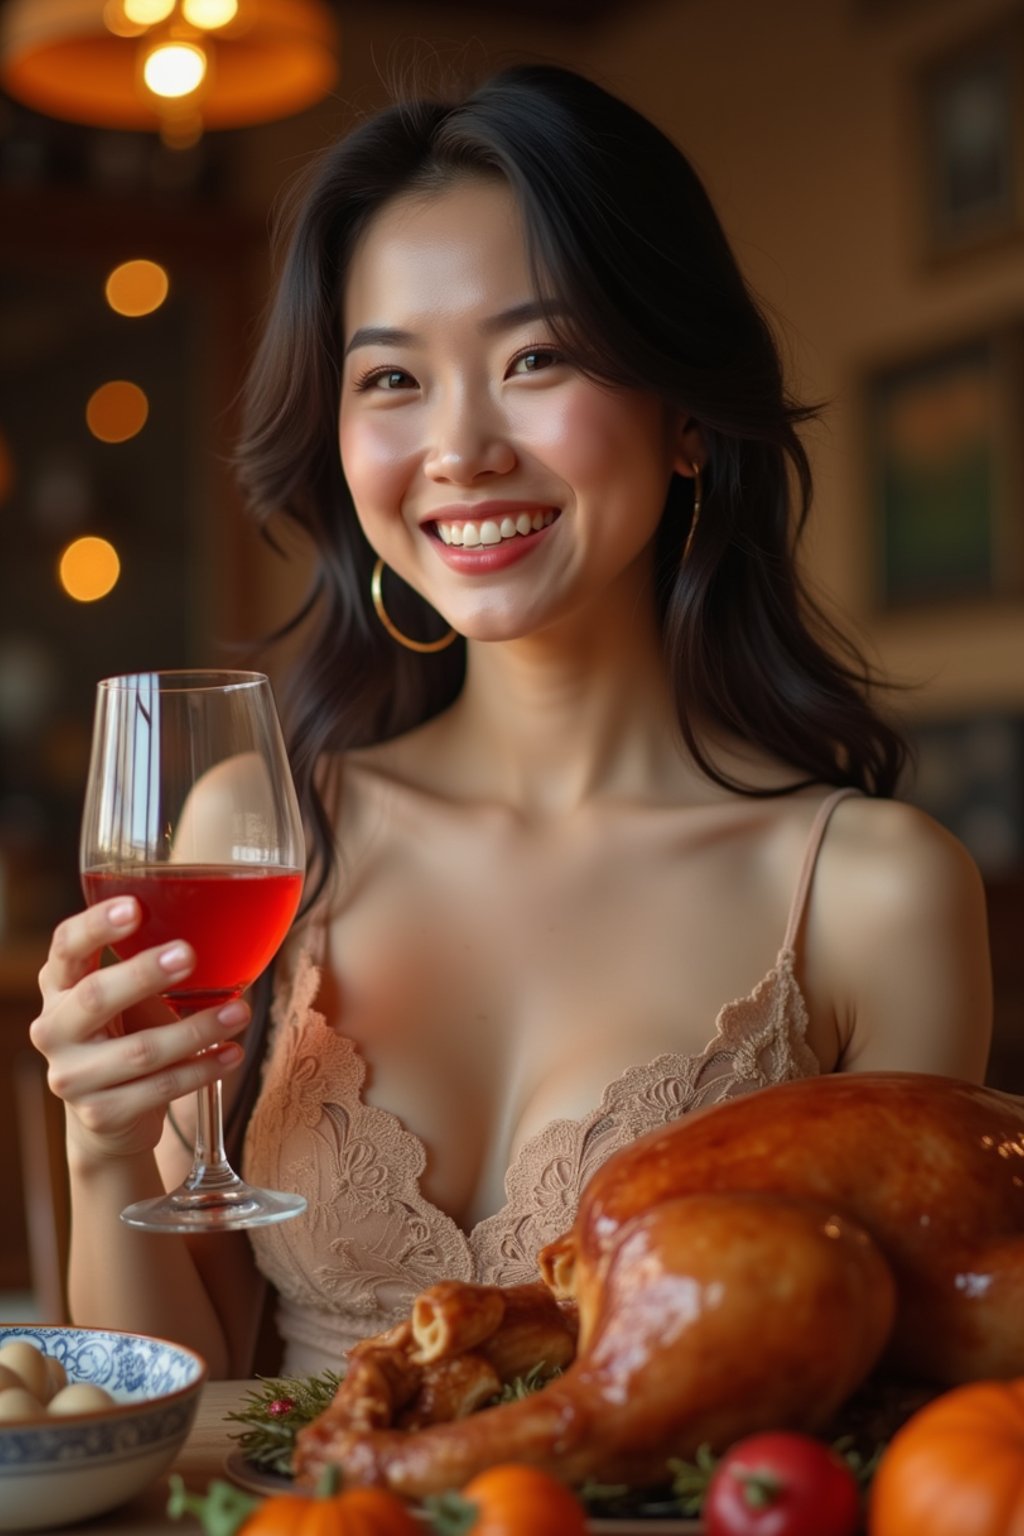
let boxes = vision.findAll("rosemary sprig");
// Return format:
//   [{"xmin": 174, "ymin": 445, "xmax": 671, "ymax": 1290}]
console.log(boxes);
[
  {"xmin": 224, "ymin": 1370, "xmax": 343, "ymax": 1476},
  {"xmin": 490, "ymin": 1361, "xmax": 563, "ymax": 1404},
  {"xmin": 222, "ymin": 1363, "xmax": 558, "ymax": 1477}
]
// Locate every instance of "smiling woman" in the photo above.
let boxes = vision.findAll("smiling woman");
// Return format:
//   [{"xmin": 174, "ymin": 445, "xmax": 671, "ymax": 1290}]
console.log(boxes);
[
  {"xmin": 29, "ymin": 66, "xmax": 992, "ymax": 1393},
  {"xmin": 338, "ymin": 177, "xmax": 691, "ymax": 644}
]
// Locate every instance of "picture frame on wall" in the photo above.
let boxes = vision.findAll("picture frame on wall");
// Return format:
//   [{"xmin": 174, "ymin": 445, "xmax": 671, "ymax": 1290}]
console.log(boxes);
[
  {"xmin": 919, "ymin": 18, "xmax": 1024, "ymax": 258},
  {"xmin": 868, "ymin": 328, "xmax": 1023, "ymax": 609}
]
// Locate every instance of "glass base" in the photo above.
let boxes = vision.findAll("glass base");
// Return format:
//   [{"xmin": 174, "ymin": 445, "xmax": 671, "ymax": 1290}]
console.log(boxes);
[{"xmin": 121, "ymin": 1177, "xmax": 306, "ymax": 1234}]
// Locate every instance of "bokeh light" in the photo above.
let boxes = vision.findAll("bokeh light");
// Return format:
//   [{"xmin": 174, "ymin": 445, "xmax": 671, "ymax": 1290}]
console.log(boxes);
[
  {"xmin": 143, "ymin": 41, "xmax": 207, "ymax": 99},
  {"xmin": 58, "ymin": 537, "xmax": 122, "ymax": 602},
  {"xmin": 0, "ymin": 637, "xmax": 58, "ymax": 734},
  {"xmin": 105, "ymin": 259, "xmax": 169, "ymax": 317},
  {"xmin": 85, "ymin": 380, "xmax": 149, "ymax": 443},
  {"xmin": 183, "ymin": 0, "xmax": 238, "ymax": 27},
  {"xmin": 123, "ymin": 0, "xmax": 175, "ymax": 23},
  {"xmin": 102, "ymin": 1, "xmax": 147, "ymax": 37}
]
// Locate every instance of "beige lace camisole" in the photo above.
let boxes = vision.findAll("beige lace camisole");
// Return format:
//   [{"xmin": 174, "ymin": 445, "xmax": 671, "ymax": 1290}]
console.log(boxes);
[{"xmin": 243, "ymin": 787, "xmax": 856, "ymax": 1376}]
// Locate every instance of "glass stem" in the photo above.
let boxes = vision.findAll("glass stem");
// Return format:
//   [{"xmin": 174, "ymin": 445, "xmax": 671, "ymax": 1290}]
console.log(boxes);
[{"xmin": 188, "ymin": 1080, "xmax": 236, "ymax": 1188}]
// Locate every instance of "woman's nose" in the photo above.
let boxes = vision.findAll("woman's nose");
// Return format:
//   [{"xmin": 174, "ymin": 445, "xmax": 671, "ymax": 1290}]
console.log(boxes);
[{"xmin": 423, "ymin": 393, "xmax": 516, "ymax": 483}]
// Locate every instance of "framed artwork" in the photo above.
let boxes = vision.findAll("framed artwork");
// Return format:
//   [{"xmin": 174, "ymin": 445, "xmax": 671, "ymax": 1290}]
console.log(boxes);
[
  {"xmin": 919, "ymin": 19, "xmax": 1024, "ymax": 257},
  {"xmin": 868, "ymin": 329, "xmax": 1023, "ymax": 608}
]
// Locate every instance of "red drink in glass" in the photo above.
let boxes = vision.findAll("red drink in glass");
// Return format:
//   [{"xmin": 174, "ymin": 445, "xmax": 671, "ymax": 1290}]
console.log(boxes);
[{"xmin": 82, "ymin": 865, "xmax": 303, "ymax": 1015}]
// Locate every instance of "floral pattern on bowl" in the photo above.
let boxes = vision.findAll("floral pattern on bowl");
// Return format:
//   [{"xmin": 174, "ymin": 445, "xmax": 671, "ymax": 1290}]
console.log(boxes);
[{"xmin": 0, "ymin": 1324, "xmax": 206, "ymax": 1531}]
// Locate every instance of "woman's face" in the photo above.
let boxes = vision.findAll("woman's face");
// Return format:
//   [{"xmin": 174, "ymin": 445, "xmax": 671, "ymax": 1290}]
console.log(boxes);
[{"xmin": 339, "ymin": 176, "xmax": 693, "ymax": 642}]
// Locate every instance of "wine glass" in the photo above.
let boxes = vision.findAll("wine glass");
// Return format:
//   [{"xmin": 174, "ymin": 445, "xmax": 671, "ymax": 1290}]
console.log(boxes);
[{"xmin": 80, "ymin": 670, "xmax": 306, "ymax": 1233}]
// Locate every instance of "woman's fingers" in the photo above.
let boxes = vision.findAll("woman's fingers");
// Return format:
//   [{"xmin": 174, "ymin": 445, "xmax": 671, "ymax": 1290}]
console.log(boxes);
[
  {"xmin": 45, "ymin": 999, "xmax": 251, "ymax": 1103},
  {"xmin": 34, "ymin": 936, "xmax": 197, "ymax": 1052},
  {"xmin": 72, "ymin": 1036, "xmax": 248, "ymax": 1142},
  {"xmin": 40, "ymin": 898, "xmax": 141, "ymax": 994},
  {"xmin": 32, "ymin": 901, "xmax": 255, "ymax": 1156}
]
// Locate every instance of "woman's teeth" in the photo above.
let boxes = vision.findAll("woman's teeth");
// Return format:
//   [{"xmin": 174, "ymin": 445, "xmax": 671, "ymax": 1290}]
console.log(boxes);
[{"xmin": 436, "ymin": 510, "xmax": 556, "ymax": 547}]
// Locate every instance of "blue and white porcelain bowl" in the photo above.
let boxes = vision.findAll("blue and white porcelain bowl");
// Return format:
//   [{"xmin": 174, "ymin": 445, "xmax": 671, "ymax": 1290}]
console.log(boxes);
[{"xmin": 0, "ymin": 1324, "xmax": 206, "ymax": 1531}]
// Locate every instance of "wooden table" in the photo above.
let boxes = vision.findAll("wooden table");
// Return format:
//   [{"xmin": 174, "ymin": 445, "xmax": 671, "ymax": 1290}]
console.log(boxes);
[{"xmin": 49, "ymin": 1381, "xmax": 257, "ymax": 1534}]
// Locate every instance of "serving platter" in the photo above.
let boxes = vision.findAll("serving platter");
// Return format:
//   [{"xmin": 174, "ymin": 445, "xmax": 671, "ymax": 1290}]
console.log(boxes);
[{"xmin": 222, "ymin": 1451, "xmax": 704, "ymax": 1532}]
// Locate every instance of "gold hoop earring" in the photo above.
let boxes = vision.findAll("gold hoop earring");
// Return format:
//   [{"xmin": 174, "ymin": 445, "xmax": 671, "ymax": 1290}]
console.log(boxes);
[
  {"xmin": 682, "ymin": 461, "xmax": 702, "ymax": 563},
  {"xmin": 370, "ymin": 558, "xmax": 457, "ymax": 654}
]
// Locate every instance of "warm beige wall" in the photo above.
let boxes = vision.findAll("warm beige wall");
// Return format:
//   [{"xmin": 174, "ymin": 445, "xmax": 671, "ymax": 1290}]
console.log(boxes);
[
  {"xmin": 237, "ymin": 0, "xmax": 1024, "ymax": 719},
  {"xmin": 570, "ymin": 0, "xmax": 1024, "ymax": 718}
]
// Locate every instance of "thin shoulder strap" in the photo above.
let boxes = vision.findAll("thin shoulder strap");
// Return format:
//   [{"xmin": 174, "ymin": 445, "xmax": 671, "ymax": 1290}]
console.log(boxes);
[{"xmin": 782, "ymin": 787, "xmax": 861, "ymax": 953}]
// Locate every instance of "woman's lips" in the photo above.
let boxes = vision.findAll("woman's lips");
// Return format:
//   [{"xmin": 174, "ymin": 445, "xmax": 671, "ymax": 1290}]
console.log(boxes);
[{"xmin": 425, "ymin": 508, "xmax": 560, "ymax": 573}]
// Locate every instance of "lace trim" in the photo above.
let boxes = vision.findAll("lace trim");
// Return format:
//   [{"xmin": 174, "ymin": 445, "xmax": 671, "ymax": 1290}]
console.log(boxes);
[
  {"xmin": 246, "ymin": 951, "xmax": 474, "ymax": 1328},
  {"xmin": 469, "ymin": 946, "xmax": 820, "ymax": 1284},
  {"xmin": 244, "ymin": 944, "xmax": 822, "ymax": 1348}
]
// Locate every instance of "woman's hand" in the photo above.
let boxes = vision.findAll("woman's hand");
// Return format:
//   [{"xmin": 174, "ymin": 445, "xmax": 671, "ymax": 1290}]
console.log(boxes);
[{"xmin": 30, "ymin": 897, "xmax": 250, "ymax": 1164}]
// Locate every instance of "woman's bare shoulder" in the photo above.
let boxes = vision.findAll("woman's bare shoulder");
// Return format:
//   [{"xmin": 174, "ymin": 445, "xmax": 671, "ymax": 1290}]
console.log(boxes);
[
  {"xmin": 825, "ymin": 794, "xmax": 984, "ymax": 909},
  {"xmin": 816, "ymin": 795, "xmax": 991, "ymax": 1079}
]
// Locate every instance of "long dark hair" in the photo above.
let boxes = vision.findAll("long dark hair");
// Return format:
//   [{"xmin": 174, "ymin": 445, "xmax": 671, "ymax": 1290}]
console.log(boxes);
[{"xmin": 230, "ymin": 66, "xmax": 906, "ymax": 1144}]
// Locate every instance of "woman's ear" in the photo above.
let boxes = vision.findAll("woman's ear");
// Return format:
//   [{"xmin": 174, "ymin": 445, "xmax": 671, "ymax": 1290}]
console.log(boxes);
[{"xmin": 673, "ymin": 416, "xmax": 705, "ymax": 478}]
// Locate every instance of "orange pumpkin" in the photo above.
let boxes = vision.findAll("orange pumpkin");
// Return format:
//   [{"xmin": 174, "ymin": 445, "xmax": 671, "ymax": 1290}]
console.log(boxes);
[
  {"xmin": 433, "ymin": 1463, "xmax": 589, "ymax": 1536},
  {"xmin": 168, "ymin": 1473, "xmax": 420, "ymax": 1536},
  {"xmin": 242, "ymin": 1486, "xmax": 420, "ymax": 1536},
  {"xmin": 868, "ymin": 1378, "xmax": 1024, "ymax": 1536}
]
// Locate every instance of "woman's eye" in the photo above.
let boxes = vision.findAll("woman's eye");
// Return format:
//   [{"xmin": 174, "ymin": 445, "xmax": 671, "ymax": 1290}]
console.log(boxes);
[
  {"xmin": 508, "ymin": 348, "xmax": 560, "ymax": 377},
  {"xmin": 356, "ymin": 367, "xmax": 415, "ymax": 392}
]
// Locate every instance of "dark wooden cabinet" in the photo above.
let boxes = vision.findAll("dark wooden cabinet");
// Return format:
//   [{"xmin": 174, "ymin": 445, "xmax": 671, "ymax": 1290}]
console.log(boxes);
[
  {"xmin": 986, "ymin": 875, "xmax": 1024, "ymax": 1093},
  {"xmin": 1, "ymin": 939, "xmax": 50, "ymax": 1293}
]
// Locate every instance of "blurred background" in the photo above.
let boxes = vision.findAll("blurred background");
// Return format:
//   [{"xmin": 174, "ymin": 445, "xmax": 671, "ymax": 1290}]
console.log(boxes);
[{"xmin": 0, "ymin": 0, "xmax": 1022, "ymax": 1313}]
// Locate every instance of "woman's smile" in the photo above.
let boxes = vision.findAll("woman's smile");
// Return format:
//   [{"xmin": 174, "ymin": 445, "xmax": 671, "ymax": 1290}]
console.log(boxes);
[{"xmin": 432, "ymin": 506, "xmax": 558, "ymax": 548}]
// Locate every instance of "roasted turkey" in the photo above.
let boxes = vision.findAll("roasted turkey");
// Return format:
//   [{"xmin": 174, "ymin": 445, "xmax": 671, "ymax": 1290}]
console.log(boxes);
[{"xmin": 294, "ymin": 1072, "xmax": 1024, "ymax": 1496}]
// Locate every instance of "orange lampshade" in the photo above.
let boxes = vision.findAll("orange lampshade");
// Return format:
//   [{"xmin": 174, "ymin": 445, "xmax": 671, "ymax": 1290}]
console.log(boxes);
[{"xmin": 0, "ymin": 0, "xmax": 339, "ymax": 135}]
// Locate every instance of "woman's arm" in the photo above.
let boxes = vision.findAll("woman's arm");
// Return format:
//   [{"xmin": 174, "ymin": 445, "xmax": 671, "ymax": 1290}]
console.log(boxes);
[
  {"xmin": 814, "ymin": 798, "xmax": 992, "ymax": 1080},
  {"xmin": 34, "ymin": 903, "xmax": 266, "ymax": 1379}
]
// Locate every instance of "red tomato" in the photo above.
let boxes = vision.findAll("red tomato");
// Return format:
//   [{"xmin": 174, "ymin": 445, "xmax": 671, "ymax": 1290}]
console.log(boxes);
[{"xmin": 703, "ymin": 1432, "xmax": 861, "ymax": 1536}]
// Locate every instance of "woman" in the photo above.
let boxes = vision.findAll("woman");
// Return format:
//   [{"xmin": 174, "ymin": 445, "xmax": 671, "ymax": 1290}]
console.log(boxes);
[{"xmin": 31, "ymin": 66, "xmax": 991, "ymax": 1379}]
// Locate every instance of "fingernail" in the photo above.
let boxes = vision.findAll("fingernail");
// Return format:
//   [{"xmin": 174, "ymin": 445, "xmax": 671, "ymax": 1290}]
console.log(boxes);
[
  {"xmin": 109, "ymin": 900, "xmax": 136, "ymax": 926},
  {"xmin": 219, "ymin": 1043, "xmax": 244, "ymax": 1067},
  {"xmin": 158, "ymin": 943, "xmax": 191, "ymax": 974},
  {"xmin": 217, "ymin": 1001, "xmax": 249, "ymax": 1027}
]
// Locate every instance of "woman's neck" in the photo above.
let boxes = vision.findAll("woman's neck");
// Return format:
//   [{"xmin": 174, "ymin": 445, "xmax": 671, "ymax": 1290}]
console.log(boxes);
[{"xmin": 438, "ymin": 577, "xmax": 696, "ymax": 819}]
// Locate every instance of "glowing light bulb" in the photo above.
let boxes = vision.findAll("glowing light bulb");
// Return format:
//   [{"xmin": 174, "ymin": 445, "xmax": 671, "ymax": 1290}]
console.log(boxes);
[
  {"xmin": 59, "ymin": 538, "xmax": 121, "ymax": 602},
  {"xmin": 143, "ymin": 41, "xmax": 207, "ymax": 100},
  {"xmin": 182, "ymin": 0, "xmax": 238, "ymax": 28},
  {"xmin": 123, "ymin": 0, "xmax": 175, "ymax": 22}
]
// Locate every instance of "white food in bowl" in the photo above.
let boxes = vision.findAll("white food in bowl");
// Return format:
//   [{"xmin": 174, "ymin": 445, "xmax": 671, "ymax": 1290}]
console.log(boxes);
[
  {"xmin": 0, "ymin": 1325, "xmax": 206, "ymax": 1532},
  {"xmin": 47, "ymin": 1381, "xmax": 117, "ymax": 1415},
  {"xmin": 0, "ymin": 1342, "xmax": 49, "ymax": 1403},
  {"xmin": 0, "ymin": 1387, "xmax": 45, "ymax": 1422}
]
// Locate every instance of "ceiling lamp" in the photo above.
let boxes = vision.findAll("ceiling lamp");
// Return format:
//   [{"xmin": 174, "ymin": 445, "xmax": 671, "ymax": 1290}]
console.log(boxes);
[{"xmin": 0, "ymin": 0, "xmax": 339, "ymax": 145}]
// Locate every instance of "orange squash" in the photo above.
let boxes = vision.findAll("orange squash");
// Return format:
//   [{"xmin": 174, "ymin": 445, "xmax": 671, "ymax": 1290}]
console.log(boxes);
[
  {"xmin": 242, "ymin": 1485, "xmax": 420, "ymax": 1536},
  {"xmin": 868, "ymin": 1379, "xmax": 1024, "ymax": 1536},
  {"xmin": 168, "ymin": 1473, "xmax": 420, "ymax": 1536},
  {"xmin": 429, "ymin": 1463, "xmax": 590, "ymax": 1535}
]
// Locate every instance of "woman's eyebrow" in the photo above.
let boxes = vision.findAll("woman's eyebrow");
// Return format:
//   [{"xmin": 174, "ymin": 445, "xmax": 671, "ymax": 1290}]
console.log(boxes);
[
  {"xmin": 345, "ymin": 325, "xmax": 416, "ymax": 356},
  {"xmin": 345, "ymin": 301, "xmax": 567, "ymax": 357}
]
